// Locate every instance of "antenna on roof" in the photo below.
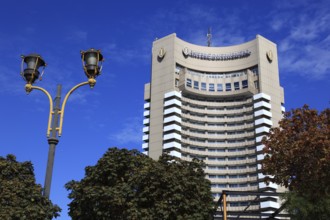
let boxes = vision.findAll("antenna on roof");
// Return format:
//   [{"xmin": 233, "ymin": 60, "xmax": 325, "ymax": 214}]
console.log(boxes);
[{"xmin": 207, "ymin": 27, "xmax": 212, "ymax": 47}]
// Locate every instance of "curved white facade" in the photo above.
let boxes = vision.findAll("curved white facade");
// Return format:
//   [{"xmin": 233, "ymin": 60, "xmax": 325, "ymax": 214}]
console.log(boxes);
[{"xmin": 143, "ymin": 33, "xmax": 285, "ymax": 213}]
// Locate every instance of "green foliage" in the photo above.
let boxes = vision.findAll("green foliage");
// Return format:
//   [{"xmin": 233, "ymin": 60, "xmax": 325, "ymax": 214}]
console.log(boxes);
[
  {"xmin": 66, "ymin": 148, "xmax": 214, "ymax": 220},
  {"xmin": 262, "ymin": 105, "xmax": 330, "ymax": 218},
  {"xmin": 283, "ymin": 192, "xmax": 330, "ymax": 220},
  {"xmin": 0, "ymin": 154, "xmax": 61, "ymax": 220}
]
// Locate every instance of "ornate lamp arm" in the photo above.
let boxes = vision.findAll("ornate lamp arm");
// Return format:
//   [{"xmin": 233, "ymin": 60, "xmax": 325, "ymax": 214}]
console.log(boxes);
[
  {"xmin": 25, "ymin": 84, "xmax": 53, "ymax": 137},
  {"xmin": 58, "ymin": 78, "xmax": 95, "ymax": 136}
]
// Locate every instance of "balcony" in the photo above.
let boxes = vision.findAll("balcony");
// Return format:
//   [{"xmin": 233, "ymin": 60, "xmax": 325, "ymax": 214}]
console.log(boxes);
[
  {"xmin": 142, "ymin": 126, "xmax": 149, "ymax": 133},
  {"xmin": 254, "ymin": 101, "xmax": 271, "ymax": 110},
  {"xmin": 181, "ymin": 96, "xmax": 253, "ymax": 108},
  {"xmin": 253, "ymin": 93, "xmax": 271, "ymax": 101},
  {"xmin": 164, "ymin": 99, "xmax": 181, "ymax": 107},
  {"xmin": 143, "ymin": 110, "xmax": 150, "ymax": 117},
  {"xmin": 143, "ymin": 118, "xmax": 149, "ymax": 125},
  {"xmin": 163, "ymin": 133, "xmax": 181, "ymax": 141},
  {"xmin": 164, "ymin": 115, "xmax": 181, "ymax": 124},
  {"xmin": 164, "ymin": 124, "xmax": 181, "ymax": 132},
  {"xmin": 254, "ymin": 109, "xmax": 272, "ymax": 118},
  {"xmin": 164, "ymin": 90, "xmax": 182, "ymax": 99},
  {"xmin": 143, "ymin": 102, "xmax": 150, "ymax": 109},
  {"xmin": 164, "ymin": 107, "xmax": 181, "ymax": 115},
  {"xmin": 142, "ymin": 143, "xmax": 148, "ymax": 149},
  {"xmin": 168, "ymin": 150, "xmax": 182, "ymax": 158},
  {"xmin": 255, "ymin": 118, "xmax": 273, "ymax": 127},
  {"xmin": 255, "ymin": 126, "xmax": 270, "ymax": 134},
  {"xmin": 163, "ymin": 141, "xmax": 181, "ymax": 150},
  {"xmin": 142, "ymin": 134, "xmax": 149, "ymax": 141}
]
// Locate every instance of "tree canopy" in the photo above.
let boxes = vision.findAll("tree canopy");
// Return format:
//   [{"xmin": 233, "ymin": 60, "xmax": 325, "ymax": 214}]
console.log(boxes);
[
  {"xmin": 66, "ymin": 148, "xmax": 214, "ymax": 220},
  {"xmin": 262, "ymin": 105, "xmax": 330, "ymax": 219},
  {"xmin": 0, "ymin": 154, "xmax": 61, "ymax": 220}
]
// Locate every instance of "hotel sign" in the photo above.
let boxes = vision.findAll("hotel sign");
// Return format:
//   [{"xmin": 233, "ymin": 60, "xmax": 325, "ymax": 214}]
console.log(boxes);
[{"xmin": 182, "ymin": 47, "xmax": 251, "ymax": 61}]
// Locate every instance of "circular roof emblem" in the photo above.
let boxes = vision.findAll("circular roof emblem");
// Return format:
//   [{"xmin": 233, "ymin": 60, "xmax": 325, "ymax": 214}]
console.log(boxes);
[
  {"xmin": 182, "ymin": 47, "xmax": 189, "ymax": 56},
  {"xmin": 158, "ymin": 47, "xmax": 166, "ymax": 59},
  {"xmin": 266, "ymin": 50, "xmax": 273, "ymax": 62}
]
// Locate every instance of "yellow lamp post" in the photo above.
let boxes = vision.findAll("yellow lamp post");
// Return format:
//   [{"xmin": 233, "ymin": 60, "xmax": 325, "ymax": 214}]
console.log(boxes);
[{"xmin": 20, "ymin": 49, "xmax": 104, "ymax": 198}]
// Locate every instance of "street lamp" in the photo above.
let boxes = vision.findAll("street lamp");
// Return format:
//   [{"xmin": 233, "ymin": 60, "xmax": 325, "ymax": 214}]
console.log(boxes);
[{"xmin": 20, "ymin": 49, "xmax": 104, "ymax": 198}]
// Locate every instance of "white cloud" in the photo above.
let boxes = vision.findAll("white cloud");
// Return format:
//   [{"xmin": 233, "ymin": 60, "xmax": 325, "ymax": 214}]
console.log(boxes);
[
  {"xmin": 99, "ymin": 40, "xmax": 150, "ymax": 65},
  {"xmin": 270, "ymin": 18, "xmax": 285, "ymax": 31},
  {"xmin": 66, "ymin": 30, "xmax": 88, "ymax": 42},
  {"xmin": 111, "ymin": 47, "xmax": 149, "ymax": 64},
  {"xmin": 0, "ymin": 65, "xmax": 25, "ymax": 95},
  {"xmin": 65, "ymin": 89, "xmax": 89, "ymax": 104},
  {"xmin": 108, "ymin": 117, "xmax": 143, "ymax": 145},
  {"xmin": 290, "ymin": 14, "xmax": 326, "ymax": 42},
  {"xmin": 272, "ymin": 0, "xmax": 330, "ymax": 80}
]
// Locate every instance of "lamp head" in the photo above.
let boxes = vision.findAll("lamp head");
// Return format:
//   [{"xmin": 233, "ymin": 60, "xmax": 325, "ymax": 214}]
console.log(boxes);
[
  {"xmin": 81, "ymin": 48, "xmax": 104, "ymax": 79},
  {"xmin": 21, "ymin": 54, "xmax": 46, "ymax": 84}
]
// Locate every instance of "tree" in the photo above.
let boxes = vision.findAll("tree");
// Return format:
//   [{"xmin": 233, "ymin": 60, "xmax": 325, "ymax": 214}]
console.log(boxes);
[
  {"xmin": 0, "ymin": 154, "xmax": 61, "ymax": 220},
  {"xmin": 66, "ymin": 148, "xmax": 214, "ymax": 220},
  {"xmin": 282, "ymin": 192, "xmax": 330, "ymax": 220},
  {"xmin": 262, "ymin": 105, "xmax": 330, "ymax": 219}
]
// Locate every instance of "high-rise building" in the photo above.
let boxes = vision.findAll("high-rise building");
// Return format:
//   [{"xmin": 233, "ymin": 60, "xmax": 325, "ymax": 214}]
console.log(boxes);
[{"xmin": 142, "ymin": 33, "xmax": 285, "ymax": 214}]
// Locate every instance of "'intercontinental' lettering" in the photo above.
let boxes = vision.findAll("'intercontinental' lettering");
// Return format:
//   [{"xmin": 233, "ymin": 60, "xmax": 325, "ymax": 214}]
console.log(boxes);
[{"xmin": 182, "ymin": 47, "xmax": 251, "ymax": 61}]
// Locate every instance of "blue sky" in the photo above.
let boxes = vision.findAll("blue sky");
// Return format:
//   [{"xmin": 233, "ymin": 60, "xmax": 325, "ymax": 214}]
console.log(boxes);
[{"xmin": 0, "ymin": 0, "xmax": 329, "ymax": 219}]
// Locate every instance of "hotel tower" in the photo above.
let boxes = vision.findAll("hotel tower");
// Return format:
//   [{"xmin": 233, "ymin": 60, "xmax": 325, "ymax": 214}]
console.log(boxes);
[{"xmin": 142, "ymin": 33, "xmax": 285, "ymax": 214}]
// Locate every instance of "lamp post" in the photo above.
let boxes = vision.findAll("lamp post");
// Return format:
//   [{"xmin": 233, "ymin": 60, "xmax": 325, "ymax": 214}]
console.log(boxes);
[{"xmin": 20, "ymin": 49, "xmax": 104, "ymax": 198}]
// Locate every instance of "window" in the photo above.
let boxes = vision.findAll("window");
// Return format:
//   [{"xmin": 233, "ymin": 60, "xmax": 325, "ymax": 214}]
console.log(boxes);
[
  {"xmin": 226, "ymin": 83, "xmax": 231, "ymax": 91},
  {"xmin": 234, "ymin": 82, "xmax": 240, "ymax": 90},
  {"xmin": 194, "ymin": 81, "xmax": 199, "ymax": 89},
  {"xmin": 175, "ymin": 79, "xmax": 179, "ymax": 87},
  {"xmin": 242, "ymin": 80, "xmax": 248, "ymax": 88},
  {"xmin": 209, "ymin": 83, "xmax": 215, "ymax": 91},
  {"xmin": 229, "ymin": 195, "xmax": 241, "ymax": 198},
  {"xmin": 251, "ymin": 67, "xmax": 258, "ymax": 75},
  {"xmin": 254, "ymin": 80, "xmax": 259, "ymax": 89},
  {"xmin": 201, "ymin": 82, "xmax": 206, "ymax": 91},
  {"xmin": 175, "ymin": 67, "xmax": 181, "ymax": 74},
  {"xmin": 186, "ymin": 79, "xmax": 192, "ymax": 87},
  {"xmin": 217, "ymin": 84, "xmax": 223, "ymax": 92}
]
